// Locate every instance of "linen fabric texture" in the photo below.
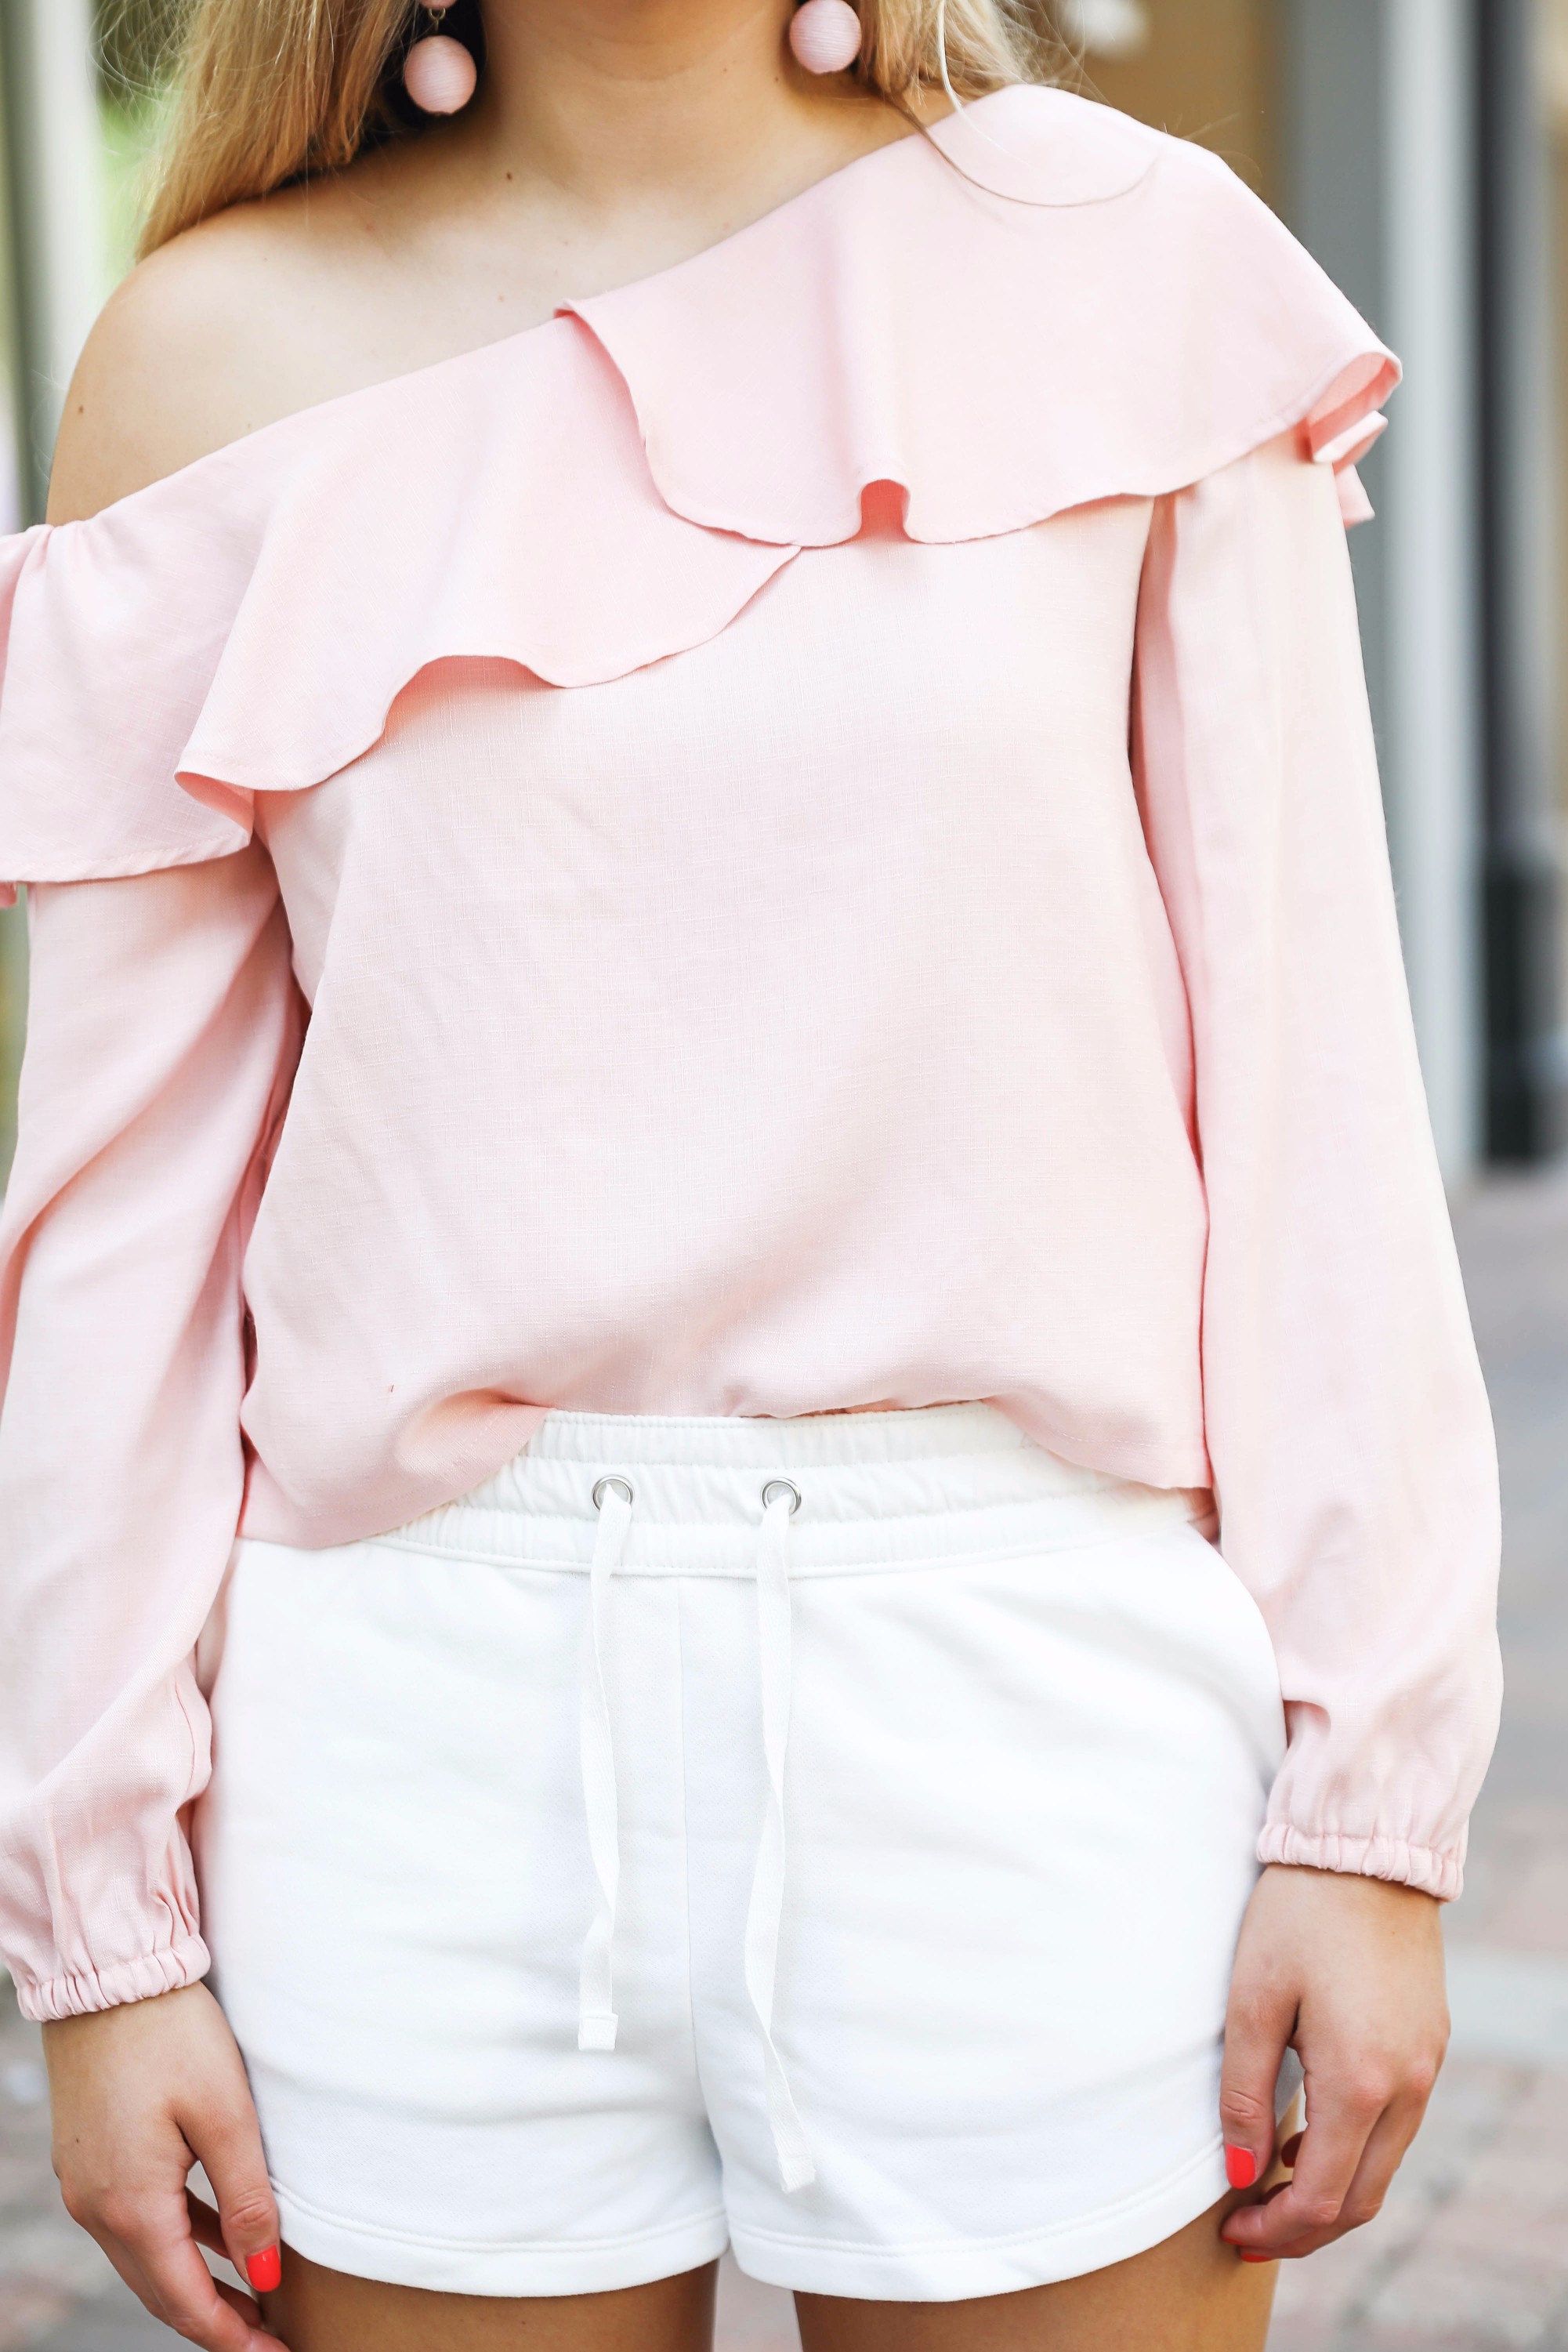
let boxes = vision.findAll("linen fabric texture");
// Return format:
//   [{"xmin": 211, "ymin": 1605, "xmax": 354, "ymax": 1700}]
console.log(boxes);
[
  {"xmin": 0, "ymin": 88, "xmax": 1500, "ymax": 2026},
  {"xmin": 198, "ymin": 1404, "xmax": 1293, "ymax": 2300}
]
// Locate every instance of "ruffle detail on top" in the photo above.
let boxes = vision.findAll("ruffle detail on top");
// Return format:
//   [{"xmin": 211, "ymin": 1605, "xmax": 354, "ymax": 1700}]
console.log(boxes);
[
  {"xmin": 0, "ymin": 322, "xmax": 792, "ymax": 903},
  {"xmin": 566, "ymin": 86, "xmax": 1396, "ymax": 547},
  {"xmin": 0, "ymin": 85, "xmax": 1396, "ymax": 901}
]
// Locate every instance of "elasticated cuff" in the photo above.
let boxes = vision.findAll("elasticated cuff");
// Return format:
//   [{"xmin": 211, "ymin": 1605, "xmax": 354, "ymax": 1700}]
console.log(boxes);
[
  {"xmin": 13, "ymin": 1933, "xmax": 211, "ymax": 2022},
  {"xmin": 1257, "ymin": 1824, "xmax": 1463, "ymax": 1901}
]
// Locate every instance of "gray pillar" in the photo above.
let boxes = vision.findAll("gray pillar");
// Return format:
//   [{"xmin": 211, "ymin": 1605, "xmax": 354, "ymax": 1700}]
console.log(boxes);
[
  {"xmin": 0, "ymin": 0, "xmax": 107, "ymax": 1183},
  {"xmin": 1280, "ymin": 0, "xmax": 1391, "ymax": 750},
  {"xmin": 0, "ymin": 0, "xmax": 107, "ymax": 522},
  {"xmin": 1476, "ymin": 0, "xmax": 1568, "ymax": 1159},
  {"xmin": 0, "ymin": 99, "xmax": 19, "ymax": 1180},
  {"xmin": 1382, "ymin": 0, "xmax": 1485, "ymax": 1179},
  {"xmin": 1280, "ymin": 0, "xmax": 1486, "ymax": 1181}
]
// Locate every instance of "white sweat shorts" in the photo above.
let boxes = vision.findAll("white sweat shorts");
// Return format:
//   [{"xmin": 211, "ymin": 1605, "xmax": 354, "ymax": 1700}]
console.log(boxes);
[{"xmin": 196, "ymin": 1403, "xmax": 1287, "ymax": 2303}]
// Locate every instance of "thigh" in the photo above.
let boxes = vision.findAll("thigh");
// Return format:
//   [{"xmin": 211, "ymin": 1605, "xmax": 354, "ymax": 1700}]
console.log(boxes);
[
  {"xmin": 795, "ymin": 2198, "xmax": 1275, "ymax": 2352},
  {"xmin": 269, "ymin": 2250, "xmax": 718, "ymax": 2351}
]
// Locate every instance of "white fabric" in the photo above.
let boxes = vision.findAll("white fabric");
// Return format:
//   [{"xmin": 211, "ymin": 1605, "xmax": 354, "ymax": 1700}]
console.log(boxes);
[
  {"xmin": 196, "ymin": 1403, "xmax": 1288, "ymax": 2302},
  {"xmin": 577, "ymin": 1477, "xmax": 632, "ymax": 2053},
  {"xmin": 576, "ymin": 1467, "xmax": 813, "ymax": 2193},
  {"xmin": 742, "ymin": 1483, "xmax": 815, "ymax": 2193}
]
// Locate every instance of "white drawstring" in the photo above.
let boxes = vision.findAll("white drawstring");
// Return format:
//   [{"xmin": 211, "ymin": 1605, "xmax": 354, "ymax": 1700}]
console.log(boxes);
[
  {"xmin": 575, "ymin": 1468, "xmax": 815, "ymax": 2191},
  {"xmin": 744, "ymin": 1479, "xmax": 817, "ymax": 2191},
  {"xmin": 578, "ymin": 1474, "xmax": 632, "ymax": 2051}
]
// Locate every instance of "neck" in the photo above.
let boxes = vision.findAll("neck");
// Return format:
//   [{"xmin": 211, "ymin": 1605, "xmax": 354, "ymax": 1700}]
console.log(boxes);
[{"xmin": 464, "ymin": 0, "xmax": 897, "ymax": 216}]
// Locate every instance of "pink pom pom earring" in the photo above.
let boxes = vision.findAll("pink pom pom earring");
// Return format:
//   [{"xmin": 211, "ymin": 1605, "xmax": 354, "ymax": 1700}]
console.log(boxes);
[
  {"xmin": 403, "ymin": 3, "xmax": 478, "ymax": 114},
  {"xmin": 788, "ymin": 0, "xmax": 863, "ymax": 73}
]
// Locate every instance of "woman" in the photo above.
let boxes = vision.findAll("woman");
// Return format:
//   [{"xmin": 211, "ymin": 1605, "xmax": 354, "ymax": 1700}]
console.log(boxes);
[{"xmin": 0, "ymin": 0, "xmax": 1501, "ymax": 2347}]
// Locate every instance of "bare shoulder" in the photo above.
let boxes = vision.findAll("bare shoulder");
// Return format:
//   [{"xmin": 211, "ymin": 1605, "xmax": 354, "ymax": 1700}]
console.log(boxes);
[{"xmin": 47, "ymin": 165, "xmax": 404, "ymax": 524}]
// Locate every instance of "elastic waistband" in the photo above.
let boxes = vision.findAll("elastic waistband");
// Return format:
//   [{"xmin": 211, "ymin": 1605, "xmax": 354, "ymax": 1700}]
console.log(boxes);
[{"xmin": 382, "ymin": 1404, "xmax": 1203, "ymax": 1578}]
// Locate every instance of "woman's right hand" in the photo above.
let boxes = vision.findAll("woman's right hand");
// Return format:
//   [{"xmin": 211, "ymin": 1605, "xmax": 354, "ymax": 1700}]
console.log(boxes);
[{"xmin": 42, "ymin": 1981, "xmax": 288, "ymax": 2350}]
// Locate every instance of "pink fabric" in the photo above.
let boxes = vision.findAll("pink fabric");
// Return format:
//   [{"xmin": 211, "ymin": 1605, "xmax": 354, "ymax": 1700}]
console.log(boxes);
[
  {"xmin": 0, "ymin": 89, "xmax": 1395, "ymax": 901},
  {"xmin": 0, "ymin": 89, "xmax": 1497, "ymax": 2020},
  {"xmin": 0, "ymin": 861, "xmax": 301, "ymax": 2017}
]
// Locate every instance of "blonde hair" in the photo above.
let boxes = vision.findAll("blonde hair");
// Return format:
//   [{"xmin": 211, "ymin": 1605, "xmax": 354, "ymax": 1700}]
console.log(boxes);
[{"xmin": 132, "ymin": 0, "xmax": 1059, "ymax": 257}]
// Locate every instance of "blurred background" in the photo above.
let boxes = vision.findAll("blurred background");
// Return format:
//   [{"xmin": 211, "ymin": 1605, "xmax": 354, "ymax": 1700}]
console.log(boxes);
[{"xmin": 0, "ymin": 2, "xmax": 1565, "ymax": 2348}]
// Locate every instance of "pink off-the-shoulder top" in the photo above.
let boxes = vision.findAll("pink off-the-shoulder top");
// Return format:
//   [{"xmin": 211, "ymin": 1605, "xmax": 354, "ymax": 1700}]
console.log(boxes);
[{"xmin": 0, "ymin": 88, "xmax": 1501, "ymax": 2024}]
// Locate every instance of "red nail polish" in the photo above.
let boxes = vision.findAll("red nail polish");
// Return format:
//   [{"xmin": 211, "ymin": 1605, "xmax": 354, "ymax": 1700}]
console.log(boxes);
[
  {"xmin": 1239, "ymin": 2252, "xmax": 1274, "ymax": 2264},
  {"xmin": 245, "ymin": 2245, "xmax": 281, "ymax": 2294},
  {"xmin": 1225, "ymin": 2146, "xmax": 1258, "ymax": 2188}
]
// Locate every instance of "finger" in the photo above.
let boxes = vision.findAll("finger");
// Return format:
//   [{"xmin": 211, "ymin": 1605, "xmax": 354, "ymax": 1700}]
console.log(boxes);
[
  {"xmin": 63, "ymin": 2173, "xmax": 245, "ymax": 2342},
  {"xmin": 81, "ymin": 2227, "xmax": 179, "ymax": 2332},
  {"xmin": 198, "ymin": 2270, "xmax": 290, "ymax": 2352},
  {"xmin": 182, "ymin": 2188, "xmax": 279, "ymax": 2287},
  {"xmin": 214, "ymin": 2274, "xmax": 292, "ymax": 2347},
  {"xmin": 109, "ymin": 2216, "xmax": 268, "ymax": 2351},
  {"xmin": 1279, "ymin": 2131, "xmax": 1304, "ymax": 2171},
  {"xmin": 180, "ymin": 2195, "xmax": 276, "ymax": 2337},
  {"xmin": 1223, "ymin": 2063, "xmax": 1389, "ymax": 2256},
  {"xmin": 186, "ymin": 2191, "xmax": 230, "ymax": 2258},
  {"xmin": 1317, "ymin": 2088, "xmax": 1426, "ymax": 2235},
  {"xmin": 188, "ymin": 2103, "xmax": 283, "ymax": 2298},
  {"xmin": 1228, "ymin": 2087, "xmax": 1429, "ymax": 2263},
  {"xmin": 1218, "ymin": 1980, "xmax": 1296, "ymax": 2192}
]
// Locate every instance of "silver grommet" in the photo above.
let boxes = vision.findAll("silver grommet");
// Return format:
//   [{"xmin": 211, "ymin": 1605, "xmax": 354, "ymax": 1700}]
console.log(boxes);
[
  {"xmin": 761, "ymin": 1477, "xmax": 802, "ymax": 1517},
  {"xmin": 592, "ymin": 1475, "xmax": 634, "ymax": 1510}
]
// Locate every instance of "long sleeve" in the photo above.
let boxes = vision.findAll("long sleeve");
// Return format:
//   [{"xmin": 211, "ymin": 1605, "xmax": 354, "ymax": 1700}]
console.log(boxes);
[
  {"xmin": 0, "ymin": 844, "xmax": 302, "ymax": 2019},
  {"xmin": 1132, "ymin": 431, "xmax": 1502, "ymax": 1901}
]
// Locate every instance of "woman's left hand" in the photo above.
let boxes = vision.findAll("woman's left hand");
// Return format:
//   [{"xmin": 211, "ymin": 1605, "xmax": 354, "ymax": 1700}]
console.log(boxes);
[{"xmin": 1218, "ymin": 1861, "xmax": 1449, "ymax": 2263}]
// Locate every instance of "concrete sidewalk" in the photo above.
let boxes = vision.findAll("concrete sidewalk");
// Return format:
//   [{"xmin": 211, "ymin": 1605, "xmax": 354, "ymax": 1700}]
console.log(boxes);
[{"xmin": 2, "ymin": 1169, "xmax": 1565, "ymax": 2351}]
